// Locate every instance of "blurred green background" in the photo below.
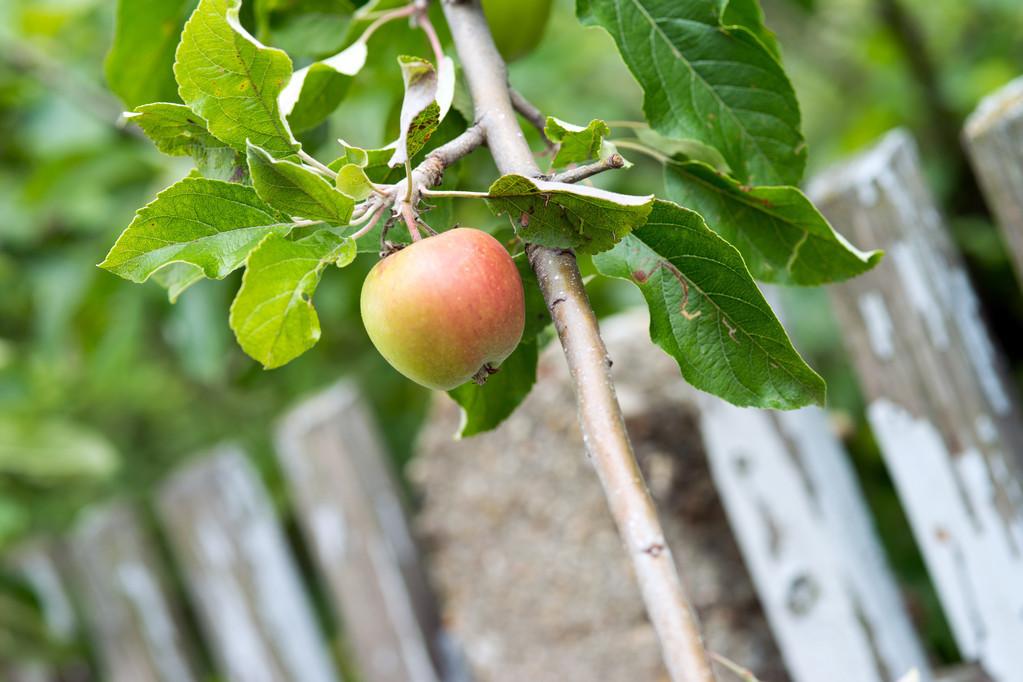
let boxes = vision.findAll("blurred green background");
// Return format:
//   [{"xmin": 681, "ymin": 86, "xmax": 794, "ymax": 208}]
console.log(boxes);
[{"xmin": 1, "ymin": 0, "xmax": 1022, "ymax": 668}]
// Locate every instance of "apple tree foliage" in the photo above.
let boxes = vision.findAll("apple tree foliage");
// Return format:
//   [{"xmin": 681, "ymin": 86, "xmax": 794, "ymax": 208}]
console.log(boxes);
[{"xmin": 100, "ymin": 0, "xmax": 881, "ymax": 437}]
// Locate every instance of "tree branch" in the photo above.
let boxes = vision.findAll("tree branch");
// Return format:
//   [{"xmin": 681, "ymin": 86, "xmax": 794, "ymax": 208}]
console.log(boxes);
[
  {"xmin": 410, "ymin": 123, "xmax": 486, "ymax": 190},
  {"xmin": 509, "ymin": 87, "xmax": 552, "ymax": 147},
  {"xmin": 439, "ymin": 2, "xmax": 715, "ymax": 680},
  {"xmin": 548, "ymin": 154, "xmax": 626, "ymax": 184}
]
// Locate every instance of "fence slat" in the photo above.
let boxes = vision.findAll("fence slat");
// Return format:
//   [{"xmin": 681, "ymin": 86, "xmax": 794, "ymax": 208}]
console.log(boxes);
[
  {"xmin": 808, "ymin": 129, "xmax": 1023, "ymax": 682},
  {"xmin": 5, "ymin": 542, "xmax": 87, "ymax": 682},
  {"xmin": 70, "ymin": 503, "xmax": 200, "ymax": 682},
  {"xmin": 964, "ymin": 76, "xmax": 1023, "ymax": 284},
  {"xmin": 275, "ymin": 383, "xmax": 447, "ymax": 682},
  {"xmin": 698, "ymin": 400, "xmax": 932, "ymax": 682},
  {"xmin": 156, "ymin": 447, "xmax": 341, "ymax": 682}
]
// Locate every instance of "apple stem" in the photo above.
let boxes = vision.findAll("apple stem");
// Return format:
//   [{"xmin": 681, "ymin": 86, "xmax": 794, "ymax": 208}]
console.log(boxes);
[
  {"xmin": 400, "ymin": 201, "xmax": 423, "ymax": 242},
  {"xmin": 440, "ymin": 2, "xmax": 716, "ymax": 681}
]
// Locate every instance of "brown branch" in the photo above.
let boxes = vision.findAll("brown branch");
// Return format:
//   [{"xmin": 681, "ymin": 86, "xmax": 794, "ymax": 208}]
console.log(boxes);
[
  {"xmin": 509, "ymin": 87, "xmax": 552, "ymax": 147},
  {"xmin": 439, "ymin": 2, "xmax": 715, "ymax": 680},
  {"xmin": 409, "ymin": 123, "xmax": 487, "ymax": 189},
  {"xmin": 548, "ymin": 154, "xmax": 626, "ymax": 184}
]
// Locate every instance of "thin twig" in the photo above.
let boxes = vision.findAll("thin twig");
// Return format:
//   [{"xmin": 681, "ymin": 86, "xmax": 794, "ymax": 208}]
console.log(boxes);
[
  {"xmin": 710, "ymin": 652, "xmax": 763, "ymax": 682},
  {"xmin": 548, "ymin": 154, "xmax": 626, "ymax": 184},
  {"xmin": 509, "ymin": 87, "xmax": 553, "ymax": 148},
  {"xmin": 440, "ymin": 2, "xmax": 715, "ymax": 681}
]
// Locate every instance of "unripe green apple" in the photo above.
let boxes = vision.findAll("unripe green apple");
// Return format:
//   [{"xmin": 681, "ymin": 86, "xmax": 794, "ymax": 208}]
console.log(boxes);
[
  {"xmin": 360, "ymin": 228, "xmax": 526, "ymax": 391},
  {"xmin": 482, "ymin": 0, "xmax": 553, "ymax": 62}
]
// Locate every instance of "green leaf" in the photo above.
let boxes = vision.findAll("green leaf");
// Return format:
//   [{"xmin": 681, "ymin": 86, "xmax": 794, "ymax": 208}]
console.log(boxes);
[
  {"xmin": 0, "ymin": 417, "xmax": 118, "ymax": 484},
  {"xmin": 152, "ymin": 263, "xmax": 206, "ymax": 303},
  {"xmin": 577, "ymin": 0, "xmax": 805, "ymax": 186},
  {"xmin": 229, "ymin": 229, "xmax": 355, "ymax": 368},
  {"xmin": 335, "ymin": 164, "xmax": 375, "ymax": 200},
  {"xmin": 447, "ymin": 258, "xmax": 550, "ymax": 437},
  {"xmin": 486, "ymin": 175, "xmax": 654, "ymax": 254},
  {"xmin": 449, "ymin": 341, "xmax": 539, "ymax": 438},
  {"xmin": 544, "ymin": 117, "xmax": 612, "ymax": 168},
  {"xmin": 665, "ymin": 160, "xmax": 881, "ymax": 285},
  {"xmin": 106, "ymin": 0, "xmax": 197, "ymax": 108},
  {"xmin": 329, "ymin": 140, "xmax": 396, "ymax": 170},
  {"xmin": 719, "ymin": 0, "xmax": 781, "ymax": 60},
  {"xmin": 255, "ymin": 0, "xmax": 356, "ymax": 59},
  {"xmin": 100, "ymin": 176, "xmax": 292, "ymax": 287},
  {"xmin": 388, "ymin": 55, "xmax": 455, "ymax": 167},
  {"xmin": 175, "ymin": 0, "xmax": 299, "ymax": 157},
  {"xmin": 126, "ymin": 103, "xmax": 248, "ymax": 182},
  {"xmin": 593, "ymin": 200, "xmax": 824, "ymax": 409},
  {"xmin": 279, "ymin": 41, "xmax": 366, "ymax": 133},
  {"xmin": 127, "ymin": 103, "xmax": 220, "ymax": 155},
  {"xmin": 247, "ymin": 143, "xmax": 355, "ymax": 223}
]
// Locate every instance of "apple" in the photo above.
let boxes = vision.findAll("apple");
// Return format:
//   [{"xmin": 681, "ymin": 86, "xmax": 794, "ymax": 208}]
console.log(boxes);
[
  {"xmin": 361, "ymin": 228, "xmax": 526, "ymax": 390},
  {"xmin": 482, "ymin": 0, "xmax": 553, "ymax": 62}
]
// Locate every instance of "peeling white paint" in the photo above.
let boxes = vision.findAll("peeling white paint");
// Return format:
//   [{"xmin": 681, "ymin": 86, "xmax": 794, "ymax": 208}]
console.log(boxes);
[
  {"xmin": 868, "ymin": 399, "xmax": 1023, "ymax": 682},
  {"xmin": 117, "ymin": 562, "xmax": 196, "ymax": 682},
  {"xmin": 949, "ymin": 268, "xmax": 1011, "ymax": 414},
  {"xmin": 17, "ymin": 549, "xmax": 76, "ymax": 640},
  {"xmin": 701, "ymin": 399, "xmax": 930, "ymax": 682},
  {"xmin": 858, "ymin": 292, "xmax": 896, "ymax": 360},
  {"xmin": 890, "ymin": 242, "xmax": 950, "ymax": 349},
  {"xmin": 161, "ymin": 450, "xmax": 340, "ymax": 682}
]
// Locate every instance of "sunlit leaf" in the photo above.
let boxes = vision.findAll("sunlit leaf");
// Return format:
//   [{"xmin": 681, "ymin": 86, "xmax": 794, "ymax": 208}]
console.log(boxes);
[
  {"xmin": 230, "ymin": 229, "xmax": 355, "ymax": 368},
  {"xmin": 247, "ymin": 143, "xmax": 355, "ymax": 223},
  {"xmin": 126, "ymin": 103, "xmax": 247, "ymax": 182},
  {"xmin": 100, "ymin": 177, "xmax": 292, "ymax": 286},
  {"xmin": 175, "ymin": 0, "xmax": 299, "ymax": 157}
]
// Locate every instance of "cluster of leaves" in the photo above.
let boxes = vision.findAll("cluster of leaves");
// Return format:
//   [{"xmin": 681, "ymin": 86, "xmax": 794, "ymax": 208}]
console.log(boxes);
[{"xmin": 99, "ymin": 0, "xmax": 883, "ymax": 439}]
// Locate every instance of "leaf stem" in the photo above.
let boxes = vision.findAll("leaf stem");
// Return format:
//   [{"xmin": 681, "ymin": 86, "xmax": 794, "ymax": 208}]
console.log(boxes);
[
  {"xmin": 299, "ymin": 150, "xmax": 337, "ymax": 179},
  {"xmin": 608, "ymin": 138, "xmax": 670, "ymax": 164},
  {"xmin": 606, "ymin": 120, "xmax": 649, "ymax": 130},
  {"xmin": 419, "ymin": 188, "xmax": 491, "ymax": 199},
  {"xmin": 416, "ymin": 11, "xmax": 446, "ymax": 67},
  {"xmin": 360, "ymin": 4, "xmax": 417, "ymax": 44},
  {"xmin": 348, "ymin": 205, "xmax": 388, "ymax": 241},
  {"xmin": 440, "ymin": 2, "xmax": 715, "ymax": 681}
]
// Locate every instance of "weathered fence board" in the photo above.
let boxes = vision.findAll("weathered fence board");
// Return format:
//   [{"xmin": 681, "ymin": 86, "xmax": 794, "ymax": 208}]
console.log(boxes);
[
  {"xmin": 275, "ymin": 383, "xmax": 448, "ymax": 682},
  {"xmin": 156, "ymin": 447, "xmax": 341, "ymax": 682},
  {"xmin": 5, "ymin": 542, "xmax": 90, "ymax": 682},
  {"xmin": 964, "ymin": 76, "xmax": 1023, "ymax": 284},
  {"xmin": 809, "ymin": 129, "xmax": 1023, "ymax": 682},
  {"xmin": 699, "ymin": 400, "xmax": 932, "ymax": 682},
  {"xmin": 70, "ymin": 503, "xmax": 200, "ymax": 682}
]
